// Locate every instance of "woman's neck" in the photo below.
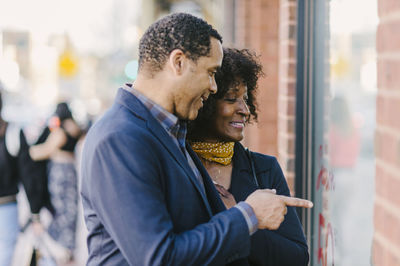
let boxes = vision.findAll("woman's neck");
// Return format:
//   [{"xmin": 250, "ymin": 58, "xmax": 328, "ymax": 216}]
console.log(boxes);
[{"xmin": 201, "ymin": 158, "xmax": 233, "ymax": 189}]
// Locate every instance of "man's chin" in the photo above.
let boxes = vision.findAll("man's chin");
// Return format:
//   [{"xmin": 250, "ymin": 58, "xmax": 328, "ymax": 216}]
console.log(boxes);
[
  {"xmin": 187, "ymin": 110, "xmax": 199, "ymax": 121},
  {"xmin": 175, "ymin": 110, "xmax": 198, "ymax": 121}
]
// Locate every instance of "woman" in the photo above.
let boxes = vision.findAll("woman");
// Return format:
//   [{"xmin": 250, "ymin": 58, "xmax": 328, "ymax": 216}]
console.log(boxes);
[
  {"xmin": 188, "ymin": 48, "xmax": 309, "ymax": 265},
  {"xmin": 30, "ymin": 102, "xmax": 81, "ymax": 261}
]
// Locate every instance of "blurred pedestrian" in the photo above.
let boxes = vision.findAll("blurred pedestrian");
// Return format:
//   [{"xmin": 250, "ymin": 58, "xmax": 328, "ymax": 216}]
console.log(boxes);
[
  {"xmin": 29, "ymin": 102, "xmax": 82, "ymax": 262},
  {"xmin": 0, "ymin": 86, "xmax": 50, "ymax": 265},
  {"xmin": 188, "ymin": 48, "xmax": 309, "ymax": 265}
]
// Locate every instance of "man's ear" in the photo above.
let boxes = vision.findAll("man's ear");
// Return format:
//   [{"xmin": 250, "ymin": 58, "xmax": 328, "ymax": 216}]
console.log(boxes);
[{"xmin": 168, "ymin": 49, "xmax": 187, "ymax": 76}]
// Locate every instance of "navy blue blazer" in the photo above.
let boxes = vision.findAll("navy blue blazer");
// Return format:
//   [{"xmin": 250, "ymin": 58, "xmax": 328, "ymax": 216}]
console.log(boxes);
[
  {"xmin": 80, "ymin": 88, "xmax": 251, "ymax": 265},
  {"xmin": 230, "ymin": 143, "xmax": 309, "ymax": 266}
]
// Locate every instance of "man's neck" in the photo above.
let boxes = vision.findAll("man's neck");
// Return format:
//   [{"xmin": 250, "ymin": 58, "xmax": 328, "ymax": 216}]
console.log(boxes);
[{"xmin": 133, "ymin": 73, "xmax": 174, "ymax": 114}]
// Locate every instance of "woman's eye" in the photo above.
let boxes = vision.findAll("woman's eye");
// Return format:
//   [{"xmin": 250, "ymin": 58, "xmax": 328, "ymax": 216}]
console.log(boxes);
[{"xmin": 224, "ymin": 98, "xmax": 237, "ymax": 102}]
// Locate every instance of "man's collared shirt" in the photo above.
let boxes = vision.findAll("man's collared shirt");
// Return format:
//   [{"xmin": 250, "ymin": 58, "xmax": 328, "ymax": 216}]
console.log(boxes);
[{"xmin": 123, "ymin": 83, "xmax": 258, "ymax": 235}]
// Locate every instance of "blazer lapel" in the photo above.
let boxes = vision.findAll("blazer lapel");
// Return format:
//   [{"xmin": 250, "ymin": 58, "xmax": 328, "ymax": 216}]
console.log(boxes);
[{"xmin": 116, "ymin": 88, "xmax": 213, "ymax": 216}]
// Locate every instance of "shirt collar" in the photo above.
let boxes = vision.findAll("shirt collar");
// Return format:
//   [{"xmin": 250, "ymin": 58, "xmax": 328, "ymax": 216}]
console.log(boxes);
[{"xmin": 122, "ymin": 83, "xmax": 187, "ymax": 141}]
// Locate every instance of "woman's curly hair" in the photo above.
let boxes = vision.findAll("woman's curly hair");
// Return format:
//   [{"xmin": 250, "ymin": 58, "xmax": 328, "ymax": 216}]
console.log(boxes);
[{"xmin": 188, "ymin": 48, "xmax": 263, "ymax": 139}]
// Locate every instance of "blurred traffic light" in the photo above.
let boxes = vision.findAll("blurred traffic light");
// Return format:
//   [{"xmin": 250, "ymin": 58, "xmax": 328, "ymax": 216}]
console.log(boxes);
[{"xmin": 59, "ymin": 50, "xmax": 78, "ymax": 78}]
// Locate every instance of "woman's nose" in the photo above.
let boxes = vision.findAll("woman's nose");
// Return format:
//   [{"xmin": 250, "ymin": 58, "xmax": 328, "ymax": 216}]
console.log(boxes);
[{"xmin": 238, "ymin": 99, "xmax": 250, "ymax": 116}]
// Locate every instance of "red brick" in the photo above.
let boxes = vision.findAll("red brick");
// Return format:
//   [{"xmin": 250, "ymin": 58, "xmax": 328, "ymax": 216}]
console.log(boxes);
[
  {"xmin": 377, "ymin": 59, "xmax": 400, "ymax": 90},
  {"xmin": 387, "ymin": 251, "xmax": 400, "ymax": 266},
  {"xmin": 374, "ymin": 202, "xmax": 400, "ymax": 249},
  {"xmin": 278, "ymin": 116, "xmax": 295, "ymax": 134},
  {"xmin": 279, "ymin": 81, "xmax": 296, "ymax": 97},
  {"xmin": 384, "ymin": 212, "xmax": 400, "ymax": 248},
  {"xmin": 288, "ymin": 61, "xmax": 296, "ymax": 78},
  {"xmin": 374, "ymin": 204, "xmax": 384, "ymax": 234},
  {"xmin": 375, "ymin": 164, "xmax": 388, "ymax": 196},
  {"xmin": 378, "ymin": 0, "xmax": 400, "ymax": 17},
  {"xmin": 280, "ymin": 23, "xmax": 297, "ymax": 40},
  {"xmin": 375, "ymin": 130, "xmax": 400, "ymax": 165},
  {"xmin": 278, "ymin": 134, "xmax": 295, "ymax": 154},
  {"xmin": 377, "ymin": 21, "xmax": 400, "ymax": 53},
  {"xmin": 280, "ymin": 4, "xmax": 297, "ymax": 23},
  {"xmin": 372, "ymin": 237, "xmax": 386, "ymax": 265},
  {"xmin": 285, "ymin": 174, "xmax": 295, "ymax": 194},
  {"xmin": 258, "ymin": 123, "xmax": 277, "ymax": 137},
  {"xmin": 279, "ymin": 43, "xmax": 297, "ymax": 60},
  {"xmin": 376, "ymin": 94, "xmax": 400, "ymax": 131},
  {"xmin": 260, "ymin": 10, "xmax": 279, "ymax": 35},
  {"xmin": 376, "ymin": 163, "xmax": 400, "ymax": 206},
  {"xmin": 278, "ymin": 97, "xmax": 296, "ymax": 117}
]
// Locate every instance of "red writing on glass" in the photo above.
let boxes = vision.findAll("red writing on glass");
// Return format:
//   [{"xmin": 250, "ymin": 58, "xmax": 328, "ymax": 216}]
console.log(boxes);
[
  {"xmin": 318, "ymin": 213, "xmax": 335, "ymax": 266},
  {"xmin": 316, "ymin": 145, "xmax": 335, "ymax": 191}
]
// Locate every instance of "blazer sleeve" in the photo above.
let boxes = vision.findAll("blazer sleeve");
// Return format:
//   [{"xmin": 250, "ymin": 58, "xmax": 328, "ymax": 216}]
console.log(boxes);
[
  {"xmin": 248, "ymin": 156, "xmax": 309, "ymax": 266},
  {"xmin": 87, "ymin": 132, "xmax": 251, "ymax": 266}
]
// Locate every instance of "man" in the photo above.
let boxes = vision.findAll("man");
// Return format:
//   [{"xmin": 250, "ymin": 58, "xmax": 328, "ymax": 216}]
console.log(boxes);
[{"xmin": 81, "ymin": 13, "xmax": 312, "ymax": 265}]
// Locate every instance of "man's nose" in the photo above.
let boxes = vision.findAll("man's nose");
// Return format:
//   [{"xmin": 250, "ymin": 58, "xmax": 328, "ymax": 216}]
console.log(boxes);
[{"xmin": 210, "ymin": 77, "xmax": 217, "ymax": 94}]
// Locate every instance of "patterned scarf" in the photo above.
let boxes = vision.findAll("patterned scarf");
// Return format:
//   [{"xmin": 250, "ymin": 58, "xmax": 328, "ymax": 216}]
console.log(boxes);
[{"xmin": 191, "ymin": 141, "xmax": 235, "ymax": 165}]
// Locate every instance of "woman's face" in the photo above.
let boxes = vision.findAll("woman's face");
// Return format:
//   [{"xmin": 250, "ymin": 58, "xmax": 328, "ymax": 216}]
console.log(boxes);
[{"xmin": 206, "ymin": 82, "xmax": 250, "ymax": 142}]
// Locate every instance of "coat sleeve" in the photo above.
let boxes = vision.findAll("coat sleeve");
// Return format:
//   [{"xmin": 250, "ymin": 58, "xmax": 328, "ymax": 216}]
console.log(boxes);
[
  {"xmin": 86, "ymin": 132, "xmax": 251, "ymax": 266},
  {"xmin": 248, "ymin": 156, "xmax": 309, "ymax": 266}
]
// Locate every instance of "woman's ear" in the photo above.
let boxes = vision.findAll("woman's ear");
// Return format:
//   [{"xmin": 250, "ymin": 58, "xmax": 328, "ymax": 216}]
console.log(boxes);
[{"xmin": 168, "ymin": 49, "xmax": 187, "ymax": 76}]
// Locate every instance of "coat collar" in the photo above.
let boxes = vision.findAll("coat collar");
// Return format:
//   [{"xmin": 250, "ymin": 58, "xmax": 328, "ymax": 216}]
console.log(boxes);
[
  {"xmin": 233, "ymin": 142, "xmax": 273, "ymax": 174},
  {"xmin": 230, "ymin": 143, "xmax": 259, "ymax": 198}
]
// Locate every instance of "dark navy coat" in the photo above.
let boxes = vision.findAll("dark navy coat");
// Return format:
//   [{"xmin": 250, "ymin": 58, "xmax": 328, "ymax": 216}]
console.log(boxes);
[{"xmin": 230, "ymin": 143, "xmax": 309, "ymax": 266}]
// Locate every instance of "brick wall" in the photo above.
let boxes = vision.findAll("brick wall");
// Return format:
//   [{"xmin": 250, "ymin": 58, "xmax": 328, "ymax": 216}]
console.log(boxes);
[
  {"xmin": 233, "ymin": 0, "xmax": 297, "ymax": 193},
  {"xmin": 234, "ymin": 0, "xmax": 280, "ymax": 158},
  {"xmin": 277, "ymin": 0, "xmax": 297, "ymax": 193},
  {"xmin": 373, "ymin": 0, "xmax": 400, "ymax": 264}
]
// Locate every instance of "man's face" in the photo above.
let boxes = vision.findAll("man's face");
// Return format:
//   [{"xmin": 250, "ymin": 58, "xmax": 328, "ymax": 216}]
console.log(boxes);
[{"xmin": 173, "ymin": 38, "xmax": 223, "ymax": 120}]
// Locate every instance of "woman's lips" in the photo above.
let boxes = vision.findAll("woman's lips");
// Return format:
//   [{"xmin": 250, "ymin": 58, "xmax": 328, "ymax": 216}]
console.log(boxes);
[{"xmin": 230, "ymin": 121, "xmax": 245, "ymax": 128}]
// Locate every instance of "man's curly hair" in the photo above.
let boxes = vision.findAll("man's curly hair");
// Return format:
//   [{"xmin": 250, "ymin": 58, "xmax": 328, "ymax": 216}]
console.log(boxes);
[
  {"xmin": 188, "ymin": 48, "xmax": 264, "ymax": 140},
  {"xmin": 138, "ymin": 13, "xmax": 222, "ymax": 73}
]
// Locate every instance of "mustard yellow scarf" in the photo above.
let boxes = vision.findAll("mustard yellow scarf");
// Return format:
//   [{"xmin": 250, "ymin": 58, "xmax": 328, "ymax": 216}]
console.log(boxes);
[{"xmin": 191, "ymin": 142, "xmax": 234, "ymax": 165}]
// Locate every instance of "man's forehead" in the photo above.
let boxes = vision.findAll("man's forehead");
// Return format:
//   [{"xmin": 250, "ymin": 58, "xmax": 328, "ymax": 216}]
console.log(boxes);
[{"xmin": 209, "ymin": 39, "xmax": 223, "ymax": 63}]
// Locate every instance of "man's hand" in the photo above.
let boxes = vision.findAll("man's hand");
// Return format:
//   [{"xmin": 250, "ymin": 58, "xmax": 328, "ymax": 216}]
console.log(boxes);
[{"xmin": 245, "ymin": 189, "xmax": 313, "ymax": 230}]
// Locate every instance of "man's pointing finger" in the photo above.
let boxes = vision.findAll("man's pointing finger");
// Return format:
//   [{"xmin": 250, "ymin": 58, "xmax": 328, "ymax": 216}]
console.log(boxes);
[{"xmin": 280, "ymin": 196, "xmax": 313, "ymax": 208}]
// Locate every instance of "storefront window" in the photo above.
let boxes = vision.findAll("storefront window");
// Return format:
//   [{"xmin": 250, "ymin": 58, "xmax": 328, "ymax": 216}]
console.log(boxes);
[{"xmin": 296, "ymin": 0, "xmax": 378, "ymax": 265}]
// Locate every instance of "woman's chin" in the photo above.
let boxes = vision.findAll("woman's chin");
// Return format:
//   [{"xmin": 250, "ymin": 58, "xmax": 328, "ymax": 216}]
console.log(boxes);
[{"xmin": 220, "ymin": 134, "xmax": 243, "ymax": 143}]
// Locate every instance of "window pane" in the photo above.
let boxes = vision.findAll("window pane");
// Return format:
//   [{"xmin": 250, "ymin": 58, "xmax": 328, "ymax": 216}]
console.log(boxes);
[{"xmin": 311, "ymin": 0, "xmax": 378, "ymax": 264}]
